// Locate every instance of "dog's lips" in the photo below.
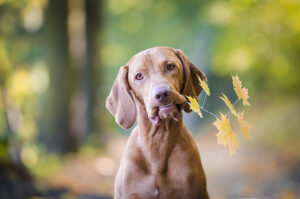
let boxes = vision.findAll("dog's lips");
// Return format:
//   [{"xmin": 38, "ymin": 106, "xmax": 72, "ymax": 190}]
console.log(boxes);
[
  {"xmin": 150, "ymin": 102, "xmax": 183, "ymax": 125},
  {"xmin": 159, "ymin": 102, "xmax": 175, "ymax": 113}
]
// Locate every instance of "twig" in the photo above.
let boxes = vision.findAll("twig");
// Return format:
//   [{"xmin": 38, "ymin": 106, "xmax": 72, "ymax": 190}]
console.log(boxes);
[
  {"xmin": 201, "ymin": 94, "xmax": 207, "ymax": 108},
  {"xmin": 228, "ymin": 112, "xmax": 233, "ymax": 119},
  {"xmin": 233, "ymin": 99, "xmax": 239, "ymax": 106},
  {"xmin": 200, "ymin": 107, "xmax": 218, "ymax": 118},
  {"xmin": 226, "ymin": 99, "xmax": 239, "ymax": 117}
]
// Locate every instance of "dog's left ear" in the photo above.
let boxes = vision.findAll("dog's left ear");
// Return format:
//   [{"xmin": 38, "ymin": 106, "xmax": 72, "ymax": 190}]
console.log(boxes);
[
  {"xmin": 175, "ymin": 49, "xmax": 207, "ymax": 113},
  {"xmin": 106, "ymin": 66, "xmax": 137, "ymax": 129}
]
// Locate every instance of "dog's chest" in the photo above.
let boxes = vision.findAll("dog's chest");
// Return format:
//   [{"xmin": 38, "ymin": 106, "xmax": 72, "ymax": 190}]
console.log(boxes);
[
  {"xmin": 126, "ymin": 149, "xmax": 194, "ymax": 199},
  {"xmin": 126, "ymin": 165, "xmax": 194, "ymax": 199},
  {"xmin": 118, "ymin": 128, "xmax": 207, "ymax": 199}
]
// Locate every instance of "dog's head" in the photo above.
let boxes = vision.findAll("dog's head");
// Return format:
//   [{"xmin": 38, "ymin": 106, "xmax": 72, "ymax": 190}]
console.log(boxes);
[{"xmin": 106, "ymin": 47, "xmax": 206, "ymax": 129}]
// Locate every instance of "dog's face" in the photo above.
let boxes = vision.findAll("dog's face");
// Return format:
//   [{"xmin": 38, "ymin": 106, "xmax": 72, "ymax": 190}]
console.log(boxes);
[
  {"xmin": 127, "ymin": 47, "xmax": 186, "ymax": 124},
  {"xmin": 106, "ymin": 47, "xmax": 206, "ymax": 129}
]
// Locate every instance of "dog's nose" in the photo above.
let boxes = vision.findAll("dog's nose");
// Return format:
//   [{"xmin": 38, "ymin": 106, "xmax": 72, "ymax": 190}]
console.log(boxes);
[{"xmin": 153, "ymin": 85, "xmax": 171, "ymax": 102}]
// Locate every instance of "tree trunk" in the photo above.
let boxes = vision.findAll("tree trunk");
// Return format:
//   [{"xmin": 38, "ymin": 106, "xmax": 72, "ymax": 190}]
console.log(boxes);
[
  {"xmin": 84, "ymin": 0, "xmax": 101, "ymax": 135},
  {"xmin": 43, "ymin": 0, "xmax": 78, "ymax": 153}
]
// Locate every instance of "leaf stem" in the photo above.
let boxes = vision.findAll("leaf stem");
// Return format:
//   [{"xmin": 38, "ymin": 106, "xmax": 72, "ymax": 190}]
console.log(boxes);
[
  {"xmin": 202, "ymin": 94, "xmax": 207, "ymax": 107},
  {"xmin": 233, "ymin": 99, "xmax": 239, "ymax": 106},
  {"xmin": 228, "ymin": 112, "xmax": 233, "ymax": 119},
  {"xmin": 226, "ymin": 99, "xmax": 240, "ymax": 117},
  {"xmin": 200, "ymin": 107, "xmax": 218, "ymax": 117}
]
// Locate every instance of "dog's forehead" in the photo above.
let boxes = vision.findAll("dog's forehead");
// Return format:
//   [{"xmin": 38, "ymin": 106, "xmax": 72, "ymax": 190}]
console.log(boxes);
[
  {"xmin": 148, "ymin": 47, "xmax": 177, "ymax": 62},
  {"xmin": 128, "ymin": 47, "xmax": 177, "ymax": 70}
]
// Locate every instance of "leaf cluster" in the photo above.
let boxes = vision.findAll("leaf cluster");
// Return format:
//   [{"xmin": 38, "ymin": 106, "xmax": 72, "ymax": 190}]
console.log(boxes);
[{"xmin": 187, "ymin": 75, "xmax": 251, "ymax": 156}]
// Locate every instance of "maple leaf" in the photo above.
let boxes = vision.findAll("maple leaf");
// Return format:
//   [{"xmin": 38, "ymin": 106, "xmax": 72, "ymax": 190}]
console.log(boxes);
[
  {"xmin": 220, "ymin": 93, "xmax": 238, "ymax": 117},
  {"xmin": 186, "ymin": 96, "xmax": 202, "ymax": 118},
  {"xmin": 232, "ymin": 75, "xmax": 250, "ymax": 106},
  {"xmin": 197, "ymin": 75, "xmax": 210, "ymax": 96},
  {"xmin": 213, "ymin": 113, "xmax": 239, "ymax": 156},
  {"xmin": 237, "ymin": 112, "xmax": 251, "ymax": 139}
]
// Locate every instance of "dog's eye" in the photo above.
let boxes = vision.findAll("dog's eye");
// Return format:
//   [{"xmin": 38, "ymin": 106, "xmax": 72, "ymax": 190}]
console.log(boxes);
[
  {"xmin": 135, "ymin": 73, "xmax": 143, "ymax": 80},
  {"xmin": 166, "ymin": 64, "xmax": 175, "ymax": 70}
]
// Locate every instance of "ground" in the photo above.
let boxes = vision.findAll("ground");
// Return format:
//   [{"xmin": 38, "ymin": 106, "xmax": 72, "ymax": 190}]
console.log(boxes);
[{"xmin": 34, "ymin": 132, "xmax": 300, "ymax": 199}]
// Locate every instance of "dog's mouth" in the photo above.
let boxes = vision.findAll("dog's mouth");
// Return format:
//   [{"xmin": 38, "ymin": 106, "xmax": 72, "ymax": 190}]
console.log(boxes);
[
  {"xmin": 150, "ymin": 102, "xmax": 183, "ymax": 125},
  {"xmin": 159, "ymin": 101, "xmax": 175, "ymax": 112}
]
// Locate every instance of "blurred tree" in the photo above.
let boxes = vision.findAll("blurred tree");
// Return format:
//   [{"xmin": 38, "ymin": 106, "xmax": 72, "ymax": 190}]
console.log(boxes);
[
  {"xmin": 43, "ymin": 0, "xmax": 78, "ymax": 153},
  {"xmin": 43, "ymin": 0, "xmax": 102, "ymax": 153},
  {"xmin": 85, "ymin": 0, "xmax": 101, "ymax": 136}
]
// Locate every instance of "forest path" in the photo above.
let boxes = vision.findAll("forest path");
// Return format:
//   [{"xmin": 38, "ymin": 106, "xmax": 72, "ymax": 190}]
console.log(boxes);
[{"xmin": 42, "ymin": 132, "xmax": 300, "ymax": 199}]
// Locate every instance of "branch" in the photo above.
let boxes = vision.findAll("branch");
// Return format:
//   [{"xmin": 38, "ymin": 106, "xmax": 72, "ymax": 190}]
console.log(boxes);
[
  {"xmin": 201, "ymin": 94, "xmax": 207, "ymax": 107},
  {"xmin": 200, "ymin": 107, "xmax": 218, "ymax": 118},
  {"xmin": 226, "ymin": 98, "xmax": 239, "ymax": 117}
]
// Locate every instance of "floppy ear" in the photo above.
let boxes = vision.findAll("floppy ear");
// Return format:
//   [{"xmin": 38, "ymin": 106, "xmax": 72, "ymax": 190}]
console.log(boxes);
[
  {"xmin": 106, "ymin": 66, "xmax": 136, "ymax": 129},
  {"xmin": 175, "ymin": 49, "xmax": 207, "ymax": 113}
]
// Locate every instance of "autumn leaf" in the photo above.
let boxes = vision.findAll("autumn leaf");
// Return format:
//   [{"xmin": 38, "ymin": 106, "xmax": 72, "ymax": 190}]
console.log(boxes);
[
  {"xmin": 237, "ymin": 112, "xmax": 251, "ymax": 139},
  {"xmin": 213, "ymin": 113, "xmax": 239, "ymax": 156},
  {"xmin": 197, "ymin": 75, "xmax": 210, "ymax": 96},
  {"xmin": 232, "ymin": 75, "xmax": 250, "ymax": 106},
  {"xmin": 186, "ymin": 96, "xmax": 202, "ymax": 118},
  {"xmin": 220, "ymin": 93, "xmax": 238, "ymax": 117}
]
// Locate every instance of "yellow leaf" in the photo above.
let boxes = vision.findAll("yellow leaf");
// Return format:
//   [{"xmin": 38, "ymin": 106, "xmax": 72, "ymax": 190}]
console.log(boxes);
[
  {"xmin": 232, "ymin": 75, "xmax": 250, "ymax": 106},
  {"xmin": 197, "ymin": 75, "xmax": 210, "ymax": 96},
  {"xmin": 213, "ymin": 113, "xmax": 239, "ymax": 156},
  {"xmin": 237, "ymin": 112, "xmax": 251, "ymax": 139},
  {"xmin": 186, "ymin": 96, "xmax": 202, "ymax": 118},
  {"xmin": 220, "ymin": 93, "xmax": 238, "ymax": 117}
]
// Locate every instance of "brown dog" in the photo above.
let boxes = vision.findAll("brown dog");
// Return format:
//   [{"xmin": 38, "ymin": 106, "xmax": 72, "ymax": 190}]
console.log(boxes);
[{"xmin": 106, "ymin": 47, "xmax": 209, "ymax": 199}]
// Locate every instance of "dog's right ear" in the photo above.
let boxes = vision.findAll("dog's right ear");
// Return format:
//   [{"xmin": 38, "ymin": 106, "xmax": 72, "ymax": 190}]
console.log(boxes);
[{"xmin": 106, "ymin": 66, "xmax": 136, "ymax": 129}]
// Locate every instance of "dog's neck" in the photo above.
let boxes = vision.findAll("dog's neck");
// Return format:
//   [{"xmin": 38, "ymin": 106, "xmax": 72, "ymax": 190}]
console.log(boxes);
[{"xmin": 135, "ymin": 100, "xmax": 183, "ymax": 173}]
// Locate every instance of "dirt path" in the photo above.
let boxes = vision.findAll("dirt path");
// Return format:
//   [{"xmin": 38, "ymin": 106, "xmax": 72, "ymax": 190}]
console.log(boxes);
[
  {"xmin": 45, "ymin": 133, "xmax": 299, "ymax": 199},
  {"xmin": 197, "ymin": 133, "xmax": 300, "ymax": 199}
]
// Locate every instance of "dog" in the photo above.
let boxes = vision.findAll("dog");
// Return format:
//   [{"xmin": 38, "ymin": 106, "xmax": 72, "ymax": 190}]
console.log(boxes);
[{"xmin": 106, "ymin": 47, "xmax": 209, "ymax": 199}]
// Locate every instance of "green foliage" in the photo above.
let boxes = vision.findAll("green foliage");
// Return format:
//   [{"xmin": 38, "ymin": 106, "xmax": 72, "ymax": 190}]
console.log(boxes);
[
  {"xmin": 31, "ymin": 151, "xmax": 63, "ymax": 179},
  {"xmin": 102, "ymin": 0, "xmax": 300, "ymax": 95},
  {"xmin": 209, "ymin": 0, "xmax": 300, "ymax": 93}
]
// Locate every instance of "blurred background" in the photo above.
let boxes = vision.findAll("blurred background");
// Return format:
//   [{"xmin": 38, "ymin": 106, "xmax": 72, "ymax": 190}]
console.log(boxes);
[{"xmin": 0, "ymin": 0, "xmax": 299, "ymax": 198}]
